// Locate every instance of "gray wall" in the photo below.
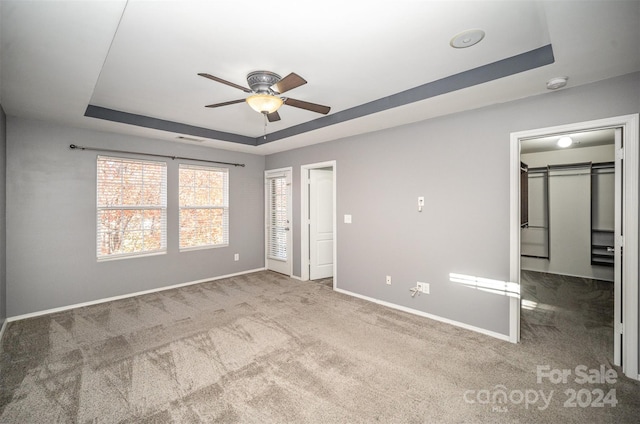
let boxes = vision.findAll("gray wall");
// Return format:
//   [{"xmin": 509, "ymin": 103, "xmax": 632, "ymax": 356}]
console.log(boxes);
[
  {"xmin": 4, "ymin": 72, "xmax": 639, "ymax": 338},
  {"xmin": 265, "ymin": 72, "xmax": 640, "ymax": 337},
  {"xmin": 0, "ymin": 105, "xmax": 6, "ymax": 326},
  {"xmin": 521, "ymin": 145, "xmax": 615, "ymax": 280},
  {"xmin": 6, "ymin": 118, "xmax": 265, "ymax": 317}
]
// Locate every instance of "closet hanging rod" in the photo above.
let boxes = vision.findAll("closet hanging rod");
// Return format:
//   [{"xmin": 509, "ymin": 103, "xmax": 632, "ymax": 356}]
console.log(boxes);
[
  {"xmin": 528, "ymin": 171, "xmax": 614, "ymax": 178},
  {"xmin": 69, "ymin": 144, "xmax": 245, "ymax": 167},
  {"xmin": 528, "ymin": 162, "xmax": 614, "ymax": 173}
]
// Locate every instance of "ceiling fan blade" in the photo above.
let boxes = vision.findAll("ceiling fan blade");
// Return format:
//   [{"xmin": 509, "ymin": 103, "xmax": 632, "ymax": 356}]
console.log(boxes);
[
  {"xmin": 272, "ymin": 73, "xmax": 307, "ymax": 94},
  {"xmin": 267, "ymin": 111, "xmax": 281, "ymax": 122},
  {"xmin": 205, "ymin": 99, "xmax": 246, "ymax": 108},
  {"xmin": 198, "ymin": 73, "xmax": 252, "ymax": 93},
  {"xmin": 284, "ymin": 98, "xmax": 331, "ymax": 115}
]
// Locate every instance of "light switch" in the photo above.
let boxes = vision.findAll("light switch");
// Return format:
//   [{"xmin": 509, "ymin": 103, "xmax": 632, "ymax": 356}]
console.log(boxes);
[
  {"xmin": 418, "ymin": 196, "xmax": 425, "ymax": 212},
  {"xmin": 344, "ymin": 214, "xmax": 352, "ymax": 224}
]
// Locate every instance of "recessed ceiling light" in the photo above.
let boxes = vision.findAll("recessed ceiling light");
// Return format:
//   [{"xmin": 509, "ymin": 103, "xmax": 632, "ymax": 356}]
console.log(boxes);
[
  {"xmin": 547, "ymin": 76, "xmax": 569, "ymax": 90},
  {"xmin": 557, "ymin": 136, "xmax": 573, "ymax": 148},
  {"xmin": 450, "ymin": 29, "xmax": 485, "ymax": 48}
]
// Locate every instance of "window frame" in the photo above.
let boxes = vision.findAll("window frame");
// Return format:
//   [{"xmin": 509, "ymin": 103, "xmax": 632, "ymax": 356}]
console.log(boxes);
[
  {"xmin": 96, "ymin": 155, "xmax": 167, "ymax": 261},
  {"xmin": 178, "ymin": 163, "xmax": 229, "ymax": 251}
]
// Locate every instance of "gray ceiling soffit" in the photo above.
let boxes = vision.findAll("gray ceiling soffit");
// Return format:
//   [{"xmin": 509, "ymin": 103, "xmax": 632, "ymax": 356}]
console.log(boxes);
[
  {"xmin": 260, "ymin": 44, "xmax": 555, "ymax": 145},
  {"xmin": 84, "ymin": 105, "xmax": 256, "ymax": 145},
  {"xmin": 85, "ymin": 44, "xmax": 554, "ymax": 147}
]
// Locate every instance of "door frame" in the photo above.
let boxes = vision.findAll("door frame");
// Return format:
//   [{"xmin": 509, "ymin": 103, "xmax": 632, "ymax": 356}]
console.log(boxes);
[
  {"xmin": 510, "ymin": 114, "xmax": 639, "ymax": 380},
  {"xmin": 301, "ymin": 161, "xmax": 337, "ymax": 286},
  {"xmin": 265, "ymin": 167, "xmax": 293, "ymax": 276}
]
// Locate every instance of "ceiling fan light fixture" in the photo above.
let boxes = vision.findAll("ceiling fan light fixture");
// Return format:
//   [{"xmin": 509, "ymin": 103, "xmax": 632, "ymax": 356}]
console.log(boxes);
[{"xmin": 246, "ymin": 93, "xmax": 283, "ymax": 114}]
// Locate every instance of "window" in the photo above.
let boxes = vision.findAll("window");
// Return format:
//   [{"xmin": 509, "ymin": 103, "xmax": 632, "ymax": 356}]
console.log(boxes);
[
  {"xmin": 179, "ymin": 164, "xmax": 229, "ymax": 250},
  {"xmin": 97, "ymin": 156, "xmax": 167, "ymax": 260}
]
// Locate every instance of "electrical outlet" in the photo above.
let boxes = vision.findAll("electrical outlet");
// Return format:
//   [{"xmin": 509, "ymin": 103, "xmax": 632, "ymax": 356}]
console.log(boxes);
[
  {"xmin": 417, "ymin": 282, "xmax": 430, "ymax": 294},
  {"xmin": 386, "ymin": 275, "xmax": 392, "ymax": 285},
  {"xmin": 234, "ymin": 253, "xmax": 240, "ymax": 261}
]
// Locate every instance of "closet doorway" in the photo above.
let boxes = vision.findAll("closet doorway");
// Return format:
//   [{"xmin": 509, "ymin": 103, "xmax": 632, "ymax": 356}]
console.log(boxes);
[
  {"xmin": 520, "ymin": 129, "xmax": 616, "ymax": 364},
  {"xmin": 510, "ymin": 114, "xmax": 639, "ymax": 380}
]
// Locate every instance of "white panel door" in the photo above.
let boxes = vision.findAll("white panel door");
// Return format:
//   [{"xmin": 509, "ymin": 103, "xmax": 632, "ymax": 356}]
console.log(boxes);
[
  {"xmin": 265, "ymin": 170, "xmax": 292, "ymax": 275},
  {"xmin": 309, "ymin": 169, "xmax": 334, "ymax": 280}
]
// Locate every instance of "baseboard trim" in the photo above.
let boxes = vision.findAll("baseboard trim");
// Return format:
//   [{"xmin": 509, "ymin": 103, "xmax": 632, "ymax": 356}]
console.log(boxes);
[
  {"xmin": 7, "ymin": 267, "xmax": 267, "ymax": 323},
  {"xmin": 334, "ymin": 288, "xmax": 510, "ymax": 342},
  {"xmin": 289, "ymin": 274, "xmax": 303, "ymax": 281}
]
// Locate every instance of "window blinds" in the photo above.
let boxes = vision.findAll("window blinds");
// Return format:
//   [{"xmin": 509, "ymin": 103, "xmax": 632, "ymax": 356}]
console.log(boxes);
[
  {"xmin": 96, "ymin": 155, "xmax": 167, "ymax": 260},
  {"xmin": 267, "ymin": 176, "xmax": 288, "ymax": 261},
  {"xmin": 179, "ymin": 164, "xmax": 229, "ymax": 250}
]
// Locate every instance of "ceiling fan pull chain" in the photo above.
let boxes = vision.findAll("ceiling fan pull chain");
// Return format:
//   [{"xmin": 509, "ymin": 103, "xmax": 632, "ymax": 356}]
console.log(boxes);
[{"xmin": 263, "ymin": 112, "xmax": 268, "ymax": 140}]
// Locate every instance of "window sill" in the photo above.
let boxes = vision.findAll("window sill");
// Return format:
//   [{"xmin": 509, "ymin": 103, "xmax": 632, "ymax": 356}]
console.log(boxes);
[
  {"xmin": 97, "ymin": 250, "xmax": 167, "ymax": 262},
  {"xmin": 179, "ymin": 244, "xmax": 229, "ymax": 253}
]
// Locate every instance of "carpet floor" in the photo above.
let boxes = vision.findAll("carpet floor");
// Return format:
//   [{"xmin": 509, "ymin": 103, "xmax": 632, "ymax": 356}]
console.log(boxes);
[{"xmin": 1, "ymin": 270, "xmax": 639, "ymax": 423}]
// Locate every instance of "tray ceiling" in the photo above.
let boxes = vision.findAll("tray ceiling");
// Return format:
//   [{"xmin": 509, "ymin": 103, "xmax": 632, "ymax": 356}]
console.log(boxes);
[{"xmin": 1, "ymin": 1, "xmax": 639, "ymax": 154}]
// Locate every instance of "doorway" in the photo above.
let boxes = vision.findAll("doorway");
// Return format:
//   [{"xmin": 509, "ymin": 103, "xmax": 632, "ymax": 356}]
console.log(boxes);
[
  {"xmin": 520, "ymin": 129, "xmax": 616, "ymax": 365},
  {"xmin": 301, "ymin": 161, "xmax": 337, "ymax": 285},
  {"xmin": 510, "ymin": 114, "xmax": 639, "ymax": 380},
  {"xmin": 265, "ymin": 168, "xmax": 292, "ymax": 276}
]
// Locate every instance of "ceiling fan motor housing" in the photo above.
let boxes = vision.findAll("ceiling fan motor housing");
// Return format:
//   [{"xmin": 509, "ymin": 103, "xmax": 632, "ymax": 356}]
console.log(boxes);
[{"xmin": 247, "ymin": 71, "xmax": 281, "ymax": 94}]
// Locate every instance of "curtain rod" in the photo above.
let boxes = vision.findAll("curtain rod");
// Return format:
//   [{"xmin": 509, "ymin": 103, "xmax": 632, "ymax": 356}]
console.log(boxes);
[{"xmin": 69, "ymin": 144, "xmax": 245, "ymax": 167}]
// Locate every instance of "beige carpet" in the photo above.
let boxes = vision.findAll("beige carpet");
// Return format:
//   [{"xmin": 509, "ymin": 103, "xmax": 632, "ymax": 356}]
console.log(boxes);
[{"xmin": 1, "ymin": 270, "xmax": 639, "ymax": 423}]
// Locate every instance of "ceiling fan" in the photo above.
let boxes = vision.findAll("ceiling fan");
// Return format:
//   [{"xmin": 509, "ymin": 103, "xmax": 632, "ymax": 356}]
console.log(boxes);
[{"xmin": 198, "ymin": 71, "xmax": 331, "ymax": 122}]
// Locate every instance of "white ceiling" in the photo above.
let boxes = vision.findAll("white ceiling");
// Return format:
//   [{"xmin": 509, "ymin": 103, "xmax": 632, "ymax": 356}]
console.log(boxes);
[{"xmin": 1, "ymin": 1, "xmax": 639, "ymax": 155}]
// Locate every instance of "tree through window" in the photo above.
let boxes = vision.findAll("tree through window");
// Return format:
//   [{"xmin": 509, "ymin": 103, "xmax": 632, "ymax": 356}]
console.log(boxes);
[
  {"xmin": 97, "ymin": 156, "xmax": 167, "ymax": 260},
  {"xmin": 179, "ymin": 164, "xmax": 229, "ymax": 250}
]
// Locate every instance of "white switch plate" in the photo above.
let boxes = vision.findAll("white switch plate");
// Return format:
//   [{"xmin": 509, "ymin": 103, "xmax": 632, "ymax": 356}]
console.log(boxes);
[
  {"xmin": 234, "ymin": 253, "xmax": 239, "ymax": 261},
  {"xmin": 344, "ymin": 214, "xmax": 352, "ymax": 224},
  {"xmin": 386, "ymin": 275, "xmax": 392, "ymax": 285}
]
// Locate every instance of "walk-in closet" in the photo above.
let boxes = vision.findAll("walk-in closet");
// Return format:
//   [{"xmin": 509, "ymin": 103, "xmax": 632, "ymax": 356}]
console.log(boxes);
[{"xmin": 521, "ymin": 130, "xmax": 615, "ymax": 282}]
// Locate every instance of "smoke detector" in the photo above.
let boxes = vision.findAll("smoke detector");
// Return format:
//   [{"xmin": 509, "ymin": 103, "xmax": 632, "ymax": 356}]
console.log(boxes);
[{"xmin": 546, "ymin": 77, "xmax": 569, "ymax": 90}]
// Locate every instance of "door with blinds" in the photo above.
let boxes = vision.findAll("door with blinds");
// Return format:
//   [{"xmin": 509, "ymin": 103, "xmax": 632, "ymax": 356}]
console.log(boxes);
[{"xmin": 265, "ymin": 169, "xmax": 292, "ymax": 275}]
